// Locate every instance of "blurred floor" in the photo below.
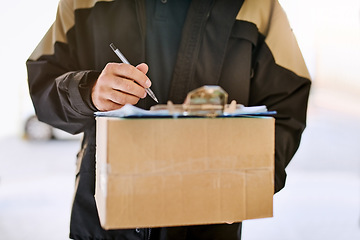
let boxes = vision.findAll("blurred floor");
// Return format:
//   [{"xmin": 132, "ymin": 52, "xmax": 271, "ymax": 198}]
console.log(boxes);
[
  {"xmin": 0, "ymin": 138, "xmax": 79, "ymax": 240},
  {"xmin": 0, "ymin": 92, "xmax": 360, "ymax": 239}
]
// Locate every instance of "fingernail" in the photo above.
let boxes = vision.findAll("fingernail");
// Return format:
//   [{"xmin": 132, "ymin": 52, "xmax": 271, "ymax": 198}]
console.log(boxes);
[{"xmin": 145, "ymin": 79, "xmax": 151, "ymax": 88}]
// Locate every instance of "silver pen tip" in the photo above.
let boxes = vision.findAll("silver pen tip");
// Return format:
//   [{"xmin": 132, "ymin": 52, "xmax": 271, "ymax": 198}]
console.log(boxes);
[{"xmin": 145, "ymin": 88, "xmax": 159, "ymax": 103}]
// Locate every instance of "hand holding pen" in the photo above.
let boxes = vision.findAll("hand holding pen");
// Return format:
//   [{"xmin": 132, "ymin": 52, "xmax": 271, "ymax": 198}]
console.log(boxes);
[
  {"xmin": 91, "ymin": 44, "xmax": 158, "ymax": 112},
  {"xmin": 110, "ymin": 43, "xmax": 158, "ymax": 103}
]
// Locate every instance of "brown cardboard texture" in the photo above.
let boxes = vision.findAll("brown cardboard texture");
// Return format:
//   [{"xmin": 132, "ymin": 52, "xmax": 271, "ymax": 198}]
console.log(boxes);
[{"xmin": 95, "ymin": 117, "xmax": 274, "ymax": 229}]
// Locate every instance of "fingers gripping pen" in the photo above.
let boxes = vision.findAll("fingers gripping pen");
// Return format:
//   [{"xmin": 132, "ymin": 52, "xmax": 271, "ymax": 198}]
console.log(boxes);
[{"xmin": 110, "ymin": 43, "xmax": 159, "ymax": 103}]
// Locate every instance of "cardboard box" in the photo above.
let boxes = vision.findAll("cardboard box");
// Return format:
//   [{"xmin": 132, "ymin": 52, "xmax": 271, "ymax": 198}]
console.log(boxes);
[{"xmin": 95, "ymin": 117, "xmax": 274, "ymax": 229}]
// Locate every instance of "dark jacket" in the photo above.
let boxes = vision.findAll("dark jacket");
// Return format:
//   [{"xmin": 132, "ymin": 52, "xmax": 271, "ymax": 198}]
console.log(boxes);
[{"xmin": 26, "ymin": 0, "xmax": 311, "ymax": 239}]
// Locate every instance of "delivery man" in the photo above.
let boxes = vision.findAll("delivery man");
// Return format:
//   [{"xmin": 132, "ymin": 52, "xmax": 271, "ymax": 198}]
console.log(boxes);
[{"xmin": 26, "ymin": 0, "xmax": 311, "ymax": 239}]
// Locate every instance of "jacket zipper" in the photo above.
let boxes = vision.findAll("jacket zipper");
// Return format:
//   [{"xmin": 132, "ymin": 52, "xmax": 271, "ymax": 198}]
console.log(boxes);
[
  {"xmin": 185, "ymin": 1, "xmax": 213, "ymax": 93},
  {"xmin": 134, "ymin": 0, "xmax": 146, "ymax": 61},
  {"xmin": 148, "ymin": 228, "xmax": 152, "ymax": 240}
]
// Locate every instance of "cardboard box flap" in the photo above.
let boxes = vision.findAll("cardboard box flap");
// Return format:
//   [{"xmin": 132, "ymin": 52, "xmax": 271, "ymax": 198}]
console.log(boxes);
[{"xmin": 103, "ymin": 117, "xmax": 274, "ymax": 175}]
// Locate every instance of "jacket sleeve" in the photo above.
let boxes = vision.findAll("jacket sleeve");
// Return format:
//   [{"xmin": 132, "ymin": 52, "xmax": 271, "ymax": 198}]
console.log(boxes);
[
  {"xmin": 250, "ymin": 51, "xmax": 311, "ymax": 193},
  {"xmin": 241, "ymin": 0, "xmax": 312, "ymax": 193},
  {"xmin": 26, "ymin": 0, "xmax": 99, "ymax": 135}
]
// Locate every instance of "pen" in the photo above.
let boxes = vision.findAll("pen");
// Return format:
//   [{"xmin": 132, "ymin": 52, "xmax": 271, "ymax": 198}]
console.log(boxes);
[{"xmin": 110, "ymin": 43, "xmax": 159, "ymax": 103}]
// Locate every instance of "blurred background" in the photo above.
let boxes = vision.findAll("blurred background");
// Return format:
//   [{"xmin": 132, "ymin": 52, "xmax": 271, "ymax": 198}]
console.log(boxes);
[{"xmin": 0, "ymin": 0, "xmax": 359, "ymax": 239}]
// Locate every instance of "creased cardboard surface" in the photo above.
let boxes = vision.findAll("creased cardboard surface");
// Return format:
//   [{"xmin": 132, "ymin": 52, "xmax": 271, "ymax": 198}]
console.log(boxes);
[{"xmin": 95, "ymin": 117, "xmax": 274, "ymax": 229}]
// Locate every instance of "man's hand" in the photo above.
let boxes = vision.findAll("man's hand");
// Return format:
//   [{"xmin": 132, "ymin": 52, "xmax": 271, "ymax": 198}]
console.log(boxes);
[{"xmin": 92, "ymin": 62, "xmax": 151, "ymax": 111}]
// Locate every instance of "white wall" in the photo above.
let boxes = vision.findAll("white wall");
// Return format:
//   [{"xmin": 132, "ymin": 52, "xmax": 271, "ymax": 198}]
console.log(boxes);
[
  {"xmin": 280, "ymin": 0, "xmax": 360, "ymax": 117},
  {"xmin": 0, "ymin": 0, "xmax": 59, "ymax": 139},
  {"xmin": 280, "ymin": 0, "xmax": 360, "ymax": 87}
]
